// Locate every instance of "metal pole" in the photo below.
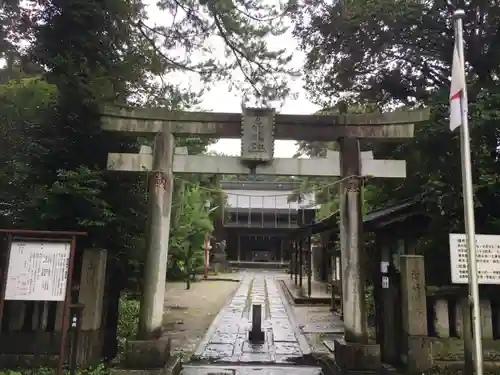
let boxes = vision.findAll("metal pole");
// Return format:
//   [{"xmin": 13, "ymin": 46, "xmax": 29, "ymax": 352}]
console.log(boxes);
[
  {"xmin": 454, "ymin": 9, "xmax": 483, "ymax": 375},
  {"xmin": 0, "ymin": 234, "xmax": 13, "ymax": 333},
  {"xmin": 69, "ymin": 304, "xmax": 84, "ymax": 375},
  {"xmin": 58, "ymin": 236, "xmax": 77, "ymax": 375}
]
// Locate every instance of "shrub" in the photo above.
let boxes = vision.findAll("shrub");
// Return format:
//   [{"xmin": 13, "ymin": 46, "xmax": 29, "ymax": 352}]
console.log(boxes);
[{"xmin": 117, "ymin": 294, "xmax": 140, "ymax": 355}]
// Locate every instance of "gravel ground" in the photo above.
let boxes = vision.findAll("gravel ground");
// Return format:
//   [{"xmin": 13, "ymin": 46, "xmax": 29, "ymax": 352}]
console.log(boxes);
[{"xmin": 161, "ymin": 277, "xmax": 240, "ymax": 360}]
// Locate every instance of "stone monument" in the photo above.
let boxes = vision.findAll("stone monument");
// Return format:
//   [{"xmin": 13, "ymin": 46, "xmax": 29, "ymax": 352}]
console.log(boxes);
[{"xmin": 211, "ymin": 240, "xmax": 228, "ymax": 273}]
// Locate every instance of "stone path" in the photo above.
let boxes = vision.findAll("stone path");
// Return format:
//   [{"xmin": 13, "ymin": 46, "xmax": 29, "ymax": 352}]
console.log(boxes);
[
  {"xmin": 180, "ymin": 365, "xmax": 322, "ymax": 375},
  {"xmin": 193, "ymin": 273, "xmax": 311, "ymax": 364}
]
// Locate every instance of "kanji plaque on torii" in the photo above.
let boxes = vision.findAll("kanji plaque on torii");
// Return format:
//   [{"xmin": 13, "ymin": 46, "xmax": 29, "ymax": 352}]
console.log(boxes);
[
  {"xmin": 100, "ymin": 104, "xmax": 429, "ymax": 369},
  {"xmin": 240, "ymin": 107, "xmax": 275, "ymax": 162}
]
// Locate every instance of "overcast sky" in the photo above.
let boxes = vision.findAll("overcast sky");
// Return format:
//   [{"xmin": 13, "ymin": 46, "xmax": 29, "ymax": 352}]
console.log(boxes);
[{"xmin": 145, "ymin": 0, "xmax": 321, "ymax": 157}]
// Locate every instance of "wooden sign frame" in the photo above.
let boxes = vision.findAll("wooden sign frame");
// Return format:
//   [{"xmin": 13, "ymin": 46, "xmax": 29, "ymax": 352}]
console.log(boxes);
[{"xmin": 0, "ymin": 229, "xmax": 87, "ymax": 375}]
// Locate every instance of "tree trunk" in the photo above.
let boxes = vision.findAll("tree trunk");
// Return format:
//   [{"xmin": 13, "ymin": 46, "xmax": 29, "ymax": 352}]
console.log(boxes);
[{"xmin": 186, "ymin": 257, "xmax": 191, "ymax": 290}]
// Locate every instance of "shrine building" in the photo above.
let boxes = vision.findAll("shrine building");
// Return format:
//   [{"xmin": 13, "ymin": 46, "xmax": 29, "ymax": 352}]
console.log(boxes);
[{"xmin": 216, "ymin": 179, "xmax": 317, "ymax": 265}]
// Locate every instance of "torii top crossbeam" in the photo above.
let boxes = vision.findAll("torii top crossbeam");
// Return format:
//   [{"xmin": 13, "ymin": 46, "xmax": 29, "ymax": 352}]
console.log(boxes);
[{"xmin": 101, "ymin": 105, "xmax": 430, "ymax": 141}]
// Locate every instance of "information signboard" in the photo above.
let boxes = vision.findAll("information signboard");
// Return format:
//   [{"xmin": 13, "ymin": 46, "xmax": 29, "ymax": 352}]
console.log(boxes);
[
  {"xmin": 4, "ymin": 241, "xmax": 71, "ymax": 301},
  {"xmin": 449, "ymin": 233, "xmax": 500, "ymax": 284},
  {"xmin": 241, "ymin": 107, "xmax": 275, "ymax": 162}
]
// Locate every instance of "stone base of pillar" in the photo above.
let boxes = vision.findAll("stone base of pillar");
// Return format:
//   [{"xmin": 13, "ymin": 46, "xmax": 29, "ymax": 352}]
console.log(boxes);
[
  {"xmin": 405, "ymin": 336, "xmax": 432, "ymax": 373},
  {"xmin": 121, "ymin": 339, "xmax": 172, "ymax": 370},
  {"xmin": 111, "ymin": 353, "xmax": 182, "ymax": 375},
  {"xmin": 333, "ymin": 339, "xmax": 381, "ymax": 372}
]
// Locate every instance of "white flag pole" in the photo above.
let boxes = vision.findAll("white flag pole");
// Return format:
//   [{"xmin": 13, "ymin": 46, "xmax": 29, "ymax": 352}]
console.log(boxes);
[{"xmin": 454, "ymin": 9, "xmax": 483, "ymax": 375}]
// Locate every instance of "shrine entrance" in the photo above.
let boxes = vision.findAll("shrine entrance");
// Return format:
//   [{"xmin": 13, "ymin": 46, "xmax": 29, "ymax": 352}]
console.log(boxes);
[
  {"xmin": 100, "ymin": 104, "xmax": 429, "ymax": 369},
  {"xmin": 248, "ymin": 235, "xmax": 275, "ymax": 261},
  {"xmin": 219, "ymin": 179, "xmax": 314, "ymax": 265}
]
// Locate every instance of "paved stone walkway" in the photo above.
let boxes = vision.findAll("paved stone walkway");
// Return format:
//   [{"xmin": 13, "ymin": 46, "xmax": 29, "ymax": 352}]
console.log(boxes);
[
  {"xmin": 181, "ymin": 365, "xmax": 322, "ymax": 375},
  {"xmin": 193, "ymin": 273, "xmax": 311, "ymax": 364}
]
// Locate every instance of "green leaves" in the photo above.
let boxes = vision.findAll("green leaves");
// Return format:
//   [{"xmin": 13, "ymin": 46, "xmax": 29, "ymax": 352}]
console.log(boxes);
[
  {"xmin": 142, "ymin": 0, "xmax": 296, "ymax": 104},
  {"xmin": 117, "ymin": 295, "xmax": 140, "ymax": 354},
  {"xmin": 294, "ymin": 0, "xmax": 500, "ymax": 106},
  {"xmin": 168, "ymin": 183, "xmax": 215, "ymax": 283},
  {"xmin": 40, "ymin": 166, "xmax": 115, "ymax": 229},
  {"xmin": 0, "ymin": 0, "xmax": 299, "ymax": 296},
  {"xmin": 293, "ymin": 0, "xmax": 500, "ymax": 265},
  {"xmin": 0, "ymin": 77, "xmax": 59, "ymax": 226}
]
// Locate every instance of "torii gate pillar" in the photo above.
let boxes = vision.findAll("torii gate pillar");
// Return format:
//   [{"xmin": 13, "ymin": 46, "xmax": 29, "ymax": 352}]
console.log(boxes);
[
  {"xmin": 339, "ymin": 138, "xmax": 366, "ymax": 343},
  {"xmin": 138, "ymin": 132, "xmax": 174, "ymax": 339}
]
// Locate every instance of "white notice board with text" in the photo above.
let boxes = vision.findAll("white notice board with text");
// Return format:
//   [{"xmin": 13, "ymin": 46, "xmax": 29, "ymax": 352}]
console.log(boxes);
[
  {"xmin": 4, "ymin": 241, "xmax": 71, "ymax": 301},
  {"xmin": 449, "ymin": 233, "xmax": 500, "ymax": 284}
]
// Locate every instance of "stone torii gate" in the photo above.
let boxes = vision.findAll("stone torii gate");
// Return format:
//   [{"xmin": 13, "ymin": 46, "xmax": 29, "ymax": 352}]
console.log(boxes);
[{"xmin": 100, "ymin": 105, "xmax": 428, "ymax": 369}]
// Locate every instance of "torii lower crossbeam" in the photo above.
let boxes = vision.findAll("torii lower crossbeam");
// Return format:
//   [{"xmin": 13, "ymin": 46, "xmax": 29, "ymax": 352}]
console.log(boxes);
[{"xmin": 107, "ymin": 150, "xmax": 407, "ymax": 179}]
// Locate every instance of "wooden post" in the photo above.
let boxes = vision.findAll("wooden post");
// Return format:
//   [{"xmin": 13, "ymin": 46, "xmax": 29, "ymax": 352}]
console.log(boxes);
[
  {"xmin": 203, "ymin": 233, "xmax": 209, "ymax": 280},
  {"xmin": 339, "ymin": 252, "xmax": 344, "ymax": 321},
  {"xmin": 238, "ymin": 235, "xmax": 242, "ymax": 262},
  {"xmin": 461, "ymin": 298, "xmax": 474, "ymax": 374},
  {"xmin": 331, "ymin": 246, "xmax": 337, "ymax": 311},
  {"xmin": 299, "ymin": 238, "xmax": 303, "ymax": 288},
  {"xmin": 293, "ymin": 240, "xmax": 299, "ymax": 285},
  {"xmin": 79, "ymin": 250, "xmax": 107, "ymax": 330},
  {"xmin": 280, "ymin": 238, "xmax": 284, "ymax": 263},
  {"xmin": 8, "ymin": 301, "xmax": 25, "ymax": 331},
  {"xmin": 307, "ymin": 235, "xmax": 312, "ymax": 298},
  {"xmin": 379, "ymin": 235, "xmax": 397, "ymax": 363},
  {"xmin": 77, "ymin": 249, "xmax": 107, "ymax": 365}
]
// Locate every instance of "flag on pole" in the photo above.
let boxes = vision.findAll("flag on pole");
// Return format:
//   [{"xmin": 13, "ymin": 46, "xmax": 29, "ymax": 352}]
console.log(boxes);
[
  {"xmin": 449, "ymin": 40, "xmax": 466, "ymax": 131},
  {"xmin": 450, "ymin": 11, "xmax": 485, "ymax": 375}
]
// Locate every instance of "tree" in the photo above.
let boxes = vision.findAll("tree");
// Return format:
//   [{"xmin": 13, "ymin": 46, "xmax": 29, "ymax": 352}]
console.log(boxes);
[
  {"xmin": 294, "ymin": 0, "xmax": 500, "ymax": 107},
  {"xmin": 293, "ymin": 0, "xmax": 500, "ymax": 284},
  {"xmin": 144, "ymin": 0, "xmax": 298, "ymax": 104},
  {"xmin": 168, "ymin": 185, "xmax": 216, "ymax": 289},
  {"xmin": 0, "ymin": 77, "xmax": 58, "ymax": 226},
  {"xmin": 5, "ymin": 0, "xmax": 298, "ymax": 105},
  {"xmin": 0, "ymin": 0, "xmax": 299, "ymax": 292}
]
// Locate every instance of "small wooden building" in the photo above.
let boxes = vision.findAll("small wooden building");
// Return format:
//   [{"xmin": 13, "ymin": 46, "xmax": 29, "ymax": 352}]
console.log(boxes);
[{"xmin": 291, "ymin": 196, "xmax": 500, "ymax": 371}]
